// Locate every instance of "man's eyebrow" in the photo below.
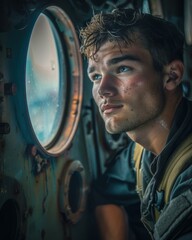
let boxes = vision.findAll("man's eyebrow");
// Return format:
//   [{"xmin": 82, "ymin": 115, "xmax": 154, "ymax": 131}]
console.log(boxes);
[
  {"xmin": 87, "ymin": 54, "xmax": 141, "ymax": 74},
  {"xmin": 87, "ymin": 66, "xmax": 95, "ymax": 74},
  {"xmin": 107, "ymin": 54, "xmax": 142, "ymax": 65}
]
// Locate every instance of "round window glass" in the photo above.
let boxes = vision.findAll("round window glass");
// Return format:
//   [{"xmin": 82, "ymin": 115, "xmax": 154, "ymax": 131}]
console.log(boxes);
[
  {"xmin": 26, "ymin": 13, "xmax": 65, "ymax": 147},
  {"xmin": 24, "ymin": 6, "xmax": 82, "ymax": 156}
]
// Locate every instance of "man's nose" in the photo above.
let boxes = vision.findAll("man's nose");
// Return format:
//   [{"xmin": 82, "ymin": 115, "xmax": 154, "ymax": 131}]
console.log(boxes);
[{"xmin": 98, "ymin": 74, "xmax": 117, "ymax": 97}]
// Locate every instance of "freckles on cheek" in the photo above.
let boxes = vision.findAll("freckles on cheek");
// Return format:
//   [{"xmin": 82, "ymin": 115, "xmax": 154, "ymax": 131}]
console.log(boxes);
[{"xmin": 123, "ymin": 77, "xmax": 144, "ymax": 94}]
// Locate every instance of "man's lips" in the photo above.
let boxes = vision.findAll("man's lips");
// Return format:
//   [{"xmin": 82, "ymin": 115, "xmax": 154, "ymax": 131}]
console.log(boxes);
[{"xmin": 100, "ymin": 104, "xmax": 123, "ymax": 114}]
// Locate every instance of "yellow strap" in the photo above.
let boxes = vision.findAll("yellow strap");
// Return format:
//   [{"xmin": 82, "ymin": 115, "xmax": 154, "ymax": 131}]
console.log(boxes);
[
  {"xmin": 158, "ymin": 133, "xmax": 192, "ymax": 204},
  {"xmin": 133, "ymin": 134, "xmax": 192, "ymax": 222},
  {"xmin": 133, "ymin": 143, "xmax": 144, "ymax": 198}
]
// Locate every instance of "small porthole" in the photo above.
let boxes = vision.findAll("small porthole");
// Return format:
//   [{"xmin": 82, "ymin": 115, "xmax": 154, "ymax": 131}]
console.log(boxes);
[
  {"xmin": 0, "ymin": 199, "xmax": 20, "ymax": 240},
  {"xmin": 59, "ymin": 160, "xmax": 87, "ymax": 223}
]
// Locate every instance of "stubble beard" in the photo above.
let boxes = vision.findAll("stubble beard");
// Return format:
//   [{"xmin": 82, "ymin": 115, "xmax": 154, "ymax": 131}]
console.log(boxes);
[{"xmin": 103, "ymin": 103, "xmax": 165, "ymax": 134}]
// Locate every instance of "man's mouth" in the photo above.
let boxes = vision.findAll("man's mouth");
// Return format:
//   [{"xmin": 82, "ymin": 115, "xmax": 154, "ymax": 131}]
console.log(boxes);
[{"xmin": 101, "ymin": 104, "xmax": 123, "ymax": 114}]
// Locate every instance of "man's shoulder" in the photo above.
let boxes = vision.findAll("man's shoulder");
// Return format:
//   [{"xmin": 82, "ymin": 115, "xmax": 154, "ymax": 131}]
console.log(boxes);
[{"xmin": 105, "ymin": 141, "xmax": 136, "ymax": 167}]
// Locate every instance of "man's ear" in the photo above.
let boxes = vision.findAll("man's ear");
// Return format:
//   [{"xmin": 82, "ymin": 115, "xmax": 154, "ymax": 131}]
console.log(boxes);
[{"xmin": 163, "ymin": 60, "xmax": 184, "ymax": 90}]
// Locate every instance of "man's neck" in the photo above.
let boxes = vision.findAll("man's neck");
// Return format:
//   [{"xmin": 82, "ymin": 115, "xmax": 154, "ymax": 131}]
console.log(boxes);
[
  {"xmin": 127, "ymin": 94, "xmax": 183, "ymax": 155},
  {"xmin": 127, "ymin": 121, "xmax": 169, "ymax": 155}
]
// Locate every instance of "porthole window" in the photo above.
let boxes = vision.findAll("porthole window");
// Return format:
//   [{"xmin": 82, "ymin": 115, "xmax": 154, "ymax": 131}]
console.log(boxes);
[
  {"xmin": 26, "ymin": 13, "xmax": 65, "ymax": 147},
  {"xmin": 16, "ymin": 5, "xmax": 82, "ymax": 156}
]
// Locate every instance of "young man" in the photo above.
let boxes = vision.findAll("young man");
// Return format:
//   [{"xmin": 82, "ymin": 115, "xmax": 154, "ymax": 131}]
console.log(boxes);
[{"xmin": 80, "ymin": 9, "xmax": 192, "ymax": 240}]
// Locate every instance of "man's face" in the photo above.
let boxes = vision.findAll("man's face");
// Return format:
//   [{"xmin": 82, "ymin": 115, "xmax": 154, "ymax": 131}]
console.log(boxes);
[{"xmin": 87, "ymin": 41, "xmax": 166, "ymax": 134}]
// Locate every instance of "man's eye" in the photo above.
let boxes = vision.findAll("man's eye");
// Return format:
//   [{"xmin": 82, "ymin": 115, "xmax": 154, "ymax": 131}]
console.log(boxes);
[
  {"xmin": 118, "ymin": 66, "xmax": 132, "ymax": 73},
  {"xmin": 92, "ymin": 74, "xmax": 102, "ymax": 81}
]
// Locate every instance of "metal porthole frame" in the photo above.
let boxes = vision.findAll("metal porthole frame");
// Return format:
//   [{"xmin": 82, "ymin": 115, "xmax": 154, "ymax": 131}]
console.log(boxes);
[
  {"xmin": 11, "ymin": 3, "xmax": 83, "ymax": 157},
  {"xmin": 59, "ymin": 160, "xmax": 88, "ymax": 224}
]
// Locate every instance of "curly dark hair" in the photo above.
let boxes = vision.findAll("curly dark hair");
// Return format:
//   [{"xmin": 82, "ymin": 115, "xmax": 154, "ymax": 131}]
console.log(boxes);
[{"xmin": 79, "ymin": 8, "xmax": 184, "ymax": 72}]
